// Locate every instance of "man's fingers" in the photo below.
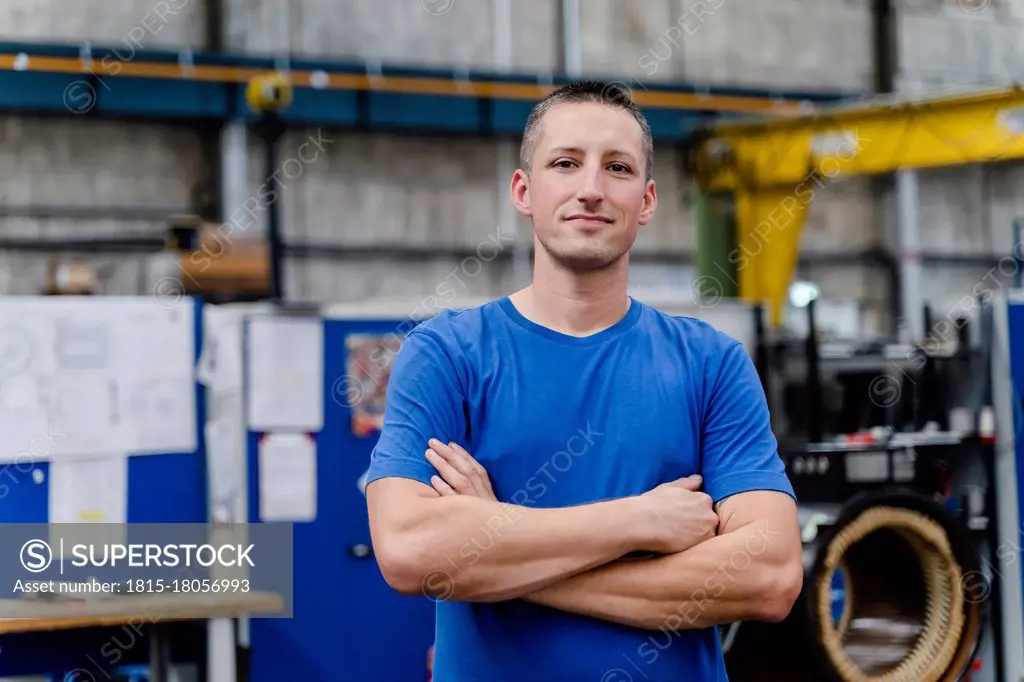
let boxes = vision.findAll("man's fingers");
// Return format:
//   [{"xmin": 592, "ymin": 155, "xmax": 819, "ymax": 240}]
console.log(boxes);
[
  {"xmin": 427, "ymin": 438, "xmax": 497, "ymax": 499},
  {"xmin": 431, "ymin": 475, "xmax": 456, "ymax": 497},
  {"xmin": 448, "ymin": 441, "xmax": 473, "ymax": 458},
  {"xmin": 448, "ymin": 441, "xmax": 494, "ymax": 491},
  {"xmin": 448, "ymin": 442, "xmax": 486, "ymax": 475},
  {"xmin": 677, "ymin": 474, "xmax": 703, "ymax": 491},
  {"xmin": 429, "ymin": 439, "xmax": 477, "ymax": 476},
  {"xmin": 430, "ymin": 439, "xmax": 493, "ymax": 492},
  {"xmin": 425, "ymin": 449, "xmax": 469, "ymax": 491}
]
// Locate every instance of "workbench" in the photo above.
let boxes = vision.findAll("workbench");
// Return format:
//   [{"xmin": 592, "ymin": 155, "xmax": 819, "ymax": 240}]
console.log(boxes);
[{"xmin": 0, "ymin": 591, "xmax": 283, "ymax": 682}]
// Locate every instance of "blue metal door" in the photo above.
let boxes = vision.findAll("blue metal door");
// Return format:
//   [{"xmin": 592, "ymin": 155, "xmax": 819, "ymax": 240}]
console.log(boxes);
[{"xmin": 248, "ymin": 318, "xmax": 435, "ymax": 682}]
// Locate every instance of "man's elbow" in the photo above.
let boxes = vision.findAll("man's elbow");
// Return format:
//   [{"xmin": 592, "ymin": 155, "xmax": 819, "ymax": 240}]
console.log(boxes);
[
  {"xmin": 374, "ymin": 534, "xmax": 471, "ymax": 600},
  {"xmin": 758, "ymin": 556, "xmax": 804, "ymax": 623},
  {"xmin": 374, "ymin": 536, "xmax": 430, "ymax": 596},
  {"xmin": 368, "ymin": 480, "xmax": 455, "ymax": 598}
]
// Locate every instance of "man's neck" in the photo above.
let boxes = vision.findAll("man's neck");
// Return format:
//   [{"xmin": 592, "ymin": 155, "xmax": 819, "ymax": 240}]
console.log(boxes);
[{"xmin": 508, "ymin": 258, "xmax": 632, "ymax": 338}]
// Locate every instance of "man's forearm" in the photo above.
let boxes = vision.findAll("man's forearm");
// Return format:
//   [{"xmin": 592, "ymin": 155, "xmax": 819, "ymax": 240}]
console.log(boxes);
[
  {"xmin": 377, "ymin": 494, "xmax": 649, "ymax": 603},
  {"xmin": 523, "ymin": 518, "xmax": 802, "ymax": 630}
]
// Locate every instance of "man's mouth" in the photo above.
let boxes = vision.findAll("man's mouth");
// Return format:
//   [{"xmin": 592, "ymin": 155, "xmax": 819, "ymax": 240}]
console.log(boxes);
[{"xmin": 564, "ymin": 214, "xmax": 614, "ymax": 224}]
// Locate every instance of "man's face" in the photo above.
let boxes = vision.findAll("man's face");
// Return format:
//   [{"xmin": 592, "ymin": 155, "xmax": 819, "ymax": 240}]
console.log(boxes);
[{"xmin": 511, "ymin": 100, "xmax": 657, "ymax": 271}]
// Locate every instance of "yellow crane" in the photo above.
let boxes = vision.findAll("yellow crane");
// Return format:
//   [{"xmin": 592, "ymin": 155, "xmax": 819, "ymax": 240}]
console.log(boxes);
[{"xmin": 692, "ymin": 84, "xmax": 1024, "ymax": 325}]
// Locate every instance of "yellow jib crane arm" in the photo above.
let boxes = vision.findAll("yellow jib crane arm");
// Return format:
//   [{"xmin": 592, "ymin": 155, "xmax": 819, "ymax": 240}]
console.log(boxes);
[{"xmin": 693, "ymin": 85, "xmax": 1024, "ymax": 324}]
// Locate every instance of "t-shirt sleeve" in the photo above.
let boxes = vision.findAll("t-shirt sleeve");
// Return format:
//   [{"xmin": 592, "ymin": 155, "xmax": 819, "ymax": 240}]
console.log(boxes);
[
  {"xmin": 365, "ymin": 327, "xmax": 468, "ymax": 489},
  {"xmin": 700, "ymin": 337, "xmax": 796, "ymax": 505}
]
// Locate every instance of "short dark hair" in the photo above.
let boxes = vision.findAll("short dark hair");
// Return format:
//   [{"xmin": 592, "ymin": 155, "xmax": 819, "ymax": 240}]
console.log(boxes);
[{"xmin": 519, "ymin": 80, "xmax": 654, "ymax": 181}]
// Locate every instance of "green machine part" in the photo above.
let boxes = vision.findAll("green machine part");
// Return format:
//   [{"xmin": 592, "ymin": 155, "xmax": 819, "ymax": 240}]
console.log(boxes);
[{"xmin": 694, "ymin": 192, "xmax": 738, "ymax": 301}]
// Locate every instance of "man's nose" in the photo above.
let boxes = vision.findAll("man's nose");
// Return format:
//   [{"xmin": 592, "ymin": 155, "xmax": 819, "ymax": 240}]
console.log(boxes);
[{"xmin": 576, "ymin": 166, "xmax": 605, "ymax": 203}]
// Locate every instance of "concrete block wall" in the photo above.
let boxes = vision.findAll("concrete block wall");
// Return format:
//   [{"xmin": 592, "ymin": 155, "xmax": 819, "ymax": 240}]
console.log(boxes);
[
  {"xmin": 224, "ymin": 0, "xmax": 560, "ymax": 72},
  {"xmin": 225, "ymin": 0, "xmax": 875, "ymax": 89},
  {"xmin": 579, "ymin": 0, "xmax": 682, "ymax": 83},
  {"xmin": 0, "ymin": 117, "xmax": 202, "ymax": 213},
  {"xmin": 898, "ymin": 0, "xmax": 1024, "ymax": 91},
  {"xmin": 0, "ymin": 0, "xmax": 206, "ymax": 48},
  {"xmin": 0, "ymin": 0, "xmax": 207, "ymax": 297},
  {"xmin": 909, "ymin": 163, "xmax": 1024, "ymax": 314},
  {"xmin": 630, "ymin": 0, "xmax": 874, "ymax": 91},
  {"xmin": 0, "ymin": 115, "xmax": 204, "ymax": 295}
]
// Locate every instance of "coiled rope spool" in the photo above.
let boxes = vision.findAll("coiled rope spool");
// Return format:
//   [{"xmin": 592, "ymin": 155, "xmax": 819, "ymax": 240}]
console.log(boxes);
[{"xmin": 807, "ymin": 490, "xmax": 984, "ymax": 682}]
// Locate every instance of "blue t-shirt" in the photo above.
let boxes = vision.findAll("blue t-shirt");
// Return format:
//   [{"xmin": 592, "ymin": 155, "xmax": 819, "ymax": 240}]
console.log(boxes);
[{"xmin": 366, "ymin": 296, "xmax": 795, "ymax": 682}]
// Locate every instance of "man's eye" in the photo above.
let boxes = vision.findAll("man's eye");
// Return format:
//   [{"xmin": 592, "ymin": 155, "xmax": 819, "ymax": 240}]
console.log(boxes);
[{"xmin": 609, "ymin": 163, "xmax": 631, "ymax": 173}]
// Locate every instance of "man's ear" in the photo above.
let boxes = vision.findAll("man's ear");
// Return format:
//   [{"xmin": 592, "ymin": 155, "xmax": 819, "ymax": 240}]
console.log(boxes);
[
  {"xmin": 510, "ymin": 169, "xmax": 532, "ymax": 218},
  {"xmin": 638, "ymin": 179, "xmax": 657, "ymax": 225}
]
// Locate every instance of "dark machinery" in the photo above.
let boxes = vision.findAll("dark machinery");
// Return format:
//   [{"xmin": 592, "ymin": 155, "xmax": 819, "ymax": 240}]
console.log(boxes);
[{"xmin": 726, "ymin": 300, "xmax": 997, "ymax": 682}]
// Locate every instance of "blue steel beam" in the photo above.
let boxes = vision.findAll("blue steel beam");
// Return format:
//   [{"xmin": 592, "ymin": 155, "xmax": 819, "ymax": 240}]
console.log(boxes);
[{"xmin": 0, "ymin": 41, "xmax": 856, "ymax": 140}]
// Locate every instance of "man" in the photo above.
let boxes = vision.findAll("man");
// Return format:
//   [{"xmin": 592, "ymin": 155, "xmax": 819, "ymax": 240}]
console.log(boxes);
[{"xmin": 365, "ymin": 80, "xmax": 802, "ymax": 682}]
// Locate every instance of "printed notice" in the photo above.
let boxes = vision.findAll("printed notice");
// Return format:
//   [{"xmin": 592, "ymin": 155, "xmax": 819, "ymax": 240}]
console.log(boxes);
[
  {"xmin": 246, "ymin": 317, "xmax": 323, "ymax": 431},
  {"xmin": 258, "ymin": 433, "xmax": 317, "ymax": 522}
]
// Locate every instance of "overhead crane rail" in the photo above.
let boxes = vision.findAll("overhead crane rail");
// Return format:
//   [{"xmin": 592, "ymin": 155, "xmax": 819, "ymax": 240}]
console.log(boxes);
[{"xmin": 0, "ymin": 41, "xmax": 849, "ymax": 138}]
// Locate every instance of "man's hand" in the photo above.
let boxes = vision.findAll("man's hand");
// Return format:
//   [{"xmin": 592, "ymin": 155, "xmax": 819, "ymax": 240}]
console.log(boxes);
[
  {"xmin": 425, "ymin": 439, "xmax": 718, "ymax": 555},
  {"xmin": 636, "ymin": 476, "xmax": 719, "ymax": 554},
  {"xmin": 425, "ymin": 439, "xmax": 497, "ymax": 501}
]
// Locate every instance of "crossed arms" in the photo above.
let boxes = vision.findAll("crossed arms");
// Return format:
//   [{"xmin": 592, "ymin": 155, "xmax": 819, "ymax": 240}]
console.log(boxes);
[
  {"xmin": 365, "ymin": 331, "xmax": 803, "ymax": 632},
  {"xmin": 366, "ymin": 441, "xmax": 803, "ymax": 631}
]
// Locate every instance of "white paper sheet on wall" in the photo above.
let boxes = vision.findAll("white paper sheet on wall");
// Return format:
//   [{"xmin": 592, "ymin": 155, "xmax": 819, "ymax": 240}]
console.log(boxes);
[
  {"xmin": 0, "ymin": 408, "xmax": 55, "ymax": 464},
  {"xmin": 258, "ymin": 432, "xmax": 317, "ymax": 522},
  {"xmin": 121, "ymin": 375, "xmax": 197, "ymax": 455},
  {"xmin": 48, "ymin": 454, "xmax": 129, "ymax": 553},
  {"xmin": 0, "ymin": 300, "xmax": 121, "ymax": 460},
  {"xmin": 48, "ymin": 455, "xmax": 128, "ymax": 525},
  {"xmin": 114, "ymin": 301, "xmax": 197, "ymax": 455},
  {"xmin": 0, "ymin": 297, "xmax": 197, "ymax": 461},
  {"xmin": 197, "ymin": 306, "xmax": 244, "ymax": 392},
  {"xmin": 246, "ymin": 316, "xmax": 324, "ymax": 432},
  {"xmin": 48, "ymin": 455, "xmax": 129, "ymax": 556},
  {"xmin": 45, "ymin": 369, "xmax": 129, "ymax": 458}
]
